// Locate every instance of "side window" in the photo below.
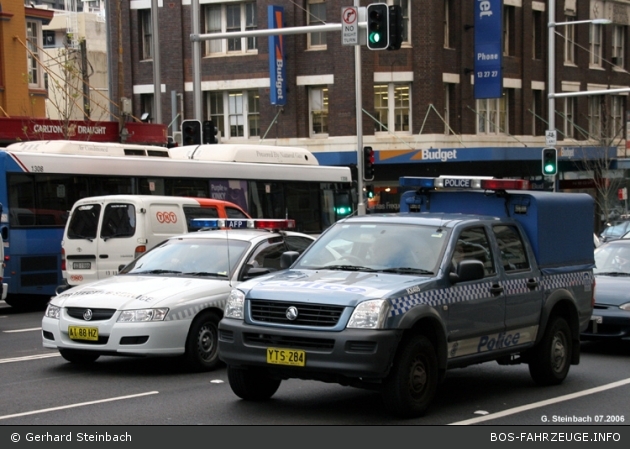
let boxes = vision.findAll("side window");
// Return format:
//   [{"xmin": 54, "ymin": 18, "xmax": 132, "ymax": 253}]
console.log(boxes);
[
  {"xmin": 225, "ymin": 207, "xmax": 248, "ymax": 219},
  {"xmin": 67, "ymin": 204, "xmax": 101, "ymax": 239},
  {"xmin": 452, "ymin": 227, "xmax": 495, "ymax": 276},
  {"xmin": 101, "ymin": 204, "xmax": 135, "ymax": 239},
  {"xmin": 493, "ymin": 225, "xmax": 530, "ymax": 272},
  {"xmin": 184, "ymin": 206, "xmax": 219, "ymax": 231},
  {"xmin": 246, "ymin": 238, "xmax": 286, "ymax": 271},
  {"xmin": 283, "ymin": 235, "xmax": 314, "ymax": 253}
]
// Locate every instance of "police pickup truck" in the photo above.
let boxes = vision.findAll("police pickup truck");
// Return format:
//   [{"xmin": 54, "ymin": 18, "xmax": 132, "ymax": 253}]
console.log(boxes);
[{"xmin": 218, "ymin": 176, "xmax": 595, "ymax": 418}]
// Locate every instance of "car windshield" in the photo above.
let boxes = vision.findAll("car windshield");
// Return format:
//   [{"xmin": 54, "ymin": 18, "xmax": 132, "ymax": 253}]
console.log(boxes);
[
  {"xmin": 294, "ymin": 222, "xmax": 447, "ymax": 274},
  {"xmin": 120, "ymin": 237, "xmax": 250, "ymax": 278},
  {"xmin": 594, "ymin": 243, "xmax": 630, "ymax": 275}
]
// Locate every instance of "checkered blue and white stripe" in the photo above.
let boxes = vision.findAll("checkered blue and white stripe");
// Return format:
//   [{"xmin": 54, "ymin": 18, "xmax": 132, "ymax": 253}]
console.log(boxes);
[{"xmin": 389, "ymin": 270, "xmax": 593, "ymax": 317}]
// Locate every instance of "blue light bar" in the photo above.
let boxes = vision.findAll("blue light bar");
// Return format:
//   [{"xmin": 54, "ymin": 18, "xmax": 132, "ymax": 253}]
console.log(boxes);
[
  {"xmin": 399, "ymin": 177, "xmax": 435, "ymax": 189},
  {"xmin": 189, "ymin": 219, "xmax": 222, "ymax": 229}
]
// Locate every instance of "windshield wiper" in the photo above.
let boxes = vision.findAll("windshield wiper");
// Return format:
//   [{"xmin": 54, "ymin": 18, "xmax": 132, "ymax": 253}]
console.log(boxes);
[
  {"xmin": 316, "ymin": 265, "xmax": 377, "ymax": 272},
  {"xmin": 132, "ymin": 269, "xmax": 182, "ymax": 275},
  {"xmin": 71, "ymin": 234, "xmax": 94, "ymax": 242},
  {"xmin": 595, "ymin": 271, "xmax": 630, "ymax": 276},
  {"xmin": 182, "ymin": 272, "xmax": 228, "ymax": 278},
  {"xmin": 377, "ymin": 267, "xmax": 434, "ymax": 275}
]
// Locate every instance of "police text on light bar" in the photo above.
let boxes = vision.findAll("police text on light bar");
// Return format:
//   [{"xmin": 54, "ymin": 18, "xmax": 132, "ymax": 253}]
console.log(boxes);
[
  {"xmin": 399, "ymin": 176, "xmax": 530, "ymax": 191},
  {"xmin": 189, "ymin": 218, "xmax": 296, "ymax": 230}
]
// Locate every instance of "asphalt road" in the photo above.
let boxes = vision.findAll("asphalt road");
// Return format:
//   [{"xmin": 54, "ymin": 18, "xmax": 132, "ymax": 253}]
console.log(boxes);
[{"xmin": 0, "ymin": 300, "xmax": 629, "ymax": 426}]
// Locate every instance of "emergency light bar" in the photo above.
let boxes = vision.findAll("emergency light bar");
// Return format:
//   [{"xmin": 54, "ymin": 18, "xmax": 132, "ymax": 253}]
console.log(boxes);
[
  {"xmin": 189, "ymin": 218, "xmax": 296, "ymax": 230},
  {"xmin": 399, "ymin": 176, "xmax": 530, "ymax": 191}
]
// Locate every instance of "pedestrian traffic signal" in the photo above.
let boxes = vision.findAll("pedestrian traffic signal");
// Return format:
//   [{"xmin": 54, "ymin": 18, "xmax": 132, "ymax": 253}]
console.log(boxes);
[
  {"xmin": 366, "ymin": 3, "xmax": 389, "ymax": 50},
  {"xmin": 542, "ymin": 147, "xmax": 558, "ymax": 176},
  {"xmin": 388, "ymin": 5, "xmax": 403, "ymax": 51},
  {"xmin": 366, "ymin": 185, "xmax": 375, "ymax": 199},
  {"xmin": 182, "ymin": 120, "xmax": 202, "ymax": 145},
  {"xmin": 203, "ymin": 120, "xmax": 218, "ymax": 144},
  {"xmin": 363, "ymin": 146, "xmax": 375, "ymax": 181}
]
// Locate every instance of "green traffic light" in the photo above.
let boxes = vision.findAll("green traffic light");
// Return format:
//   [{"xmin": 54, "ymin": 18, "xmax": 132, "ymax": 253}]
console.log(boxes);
[
  {"xmin": 544, "ymin": 164, "xmax": 555, "ymax": 174},
  {"xmin": 369, "ymin": 32, "xmax": 382, "ymax": 44}
]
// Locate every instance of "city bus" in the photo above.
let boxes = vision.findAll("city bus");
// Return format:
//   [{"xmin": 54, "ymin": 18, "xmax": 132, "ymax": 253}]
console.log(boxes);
[{"xmin": 0, "ymin": 140, "xmax": 354, "ymax": 308}]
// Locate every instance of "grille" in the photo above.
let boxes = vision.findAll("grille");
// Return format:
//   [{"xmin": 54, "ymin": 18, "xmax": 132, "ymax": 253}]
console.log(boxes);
[
  {"xmin": 250, "ymin": 300, "xmax": 344, "ymax": 327},
  {"xmin": 66, "ymin": 307, "xmax": 116, "ymax": 321},
  {"xmin": 243, "ymin": 333, "xmax": 335, "ymax": 351}
]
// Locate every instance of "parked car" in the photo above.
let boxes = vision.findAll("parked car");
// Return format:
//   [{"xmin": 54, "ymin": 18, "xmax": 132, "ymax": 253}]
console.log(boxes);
[
  {"xmin": 581, "ymin": 239, "xmax": 630, "ymax": 340},
  {"xmin": 599, "ymin": 221, "xmax": 630, "ymax": 243},
  {"xmin": 42, "ymin": 219, "xmax": 315, "ymax": 371}
]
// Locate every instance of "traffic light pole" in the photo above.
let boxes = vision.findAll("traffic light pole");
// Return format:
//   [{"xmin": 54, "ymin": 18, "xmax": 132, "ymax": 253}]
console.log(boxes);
[{"xmin": 355, "ymin": 0, "xmax": 366, "ymax": 216}]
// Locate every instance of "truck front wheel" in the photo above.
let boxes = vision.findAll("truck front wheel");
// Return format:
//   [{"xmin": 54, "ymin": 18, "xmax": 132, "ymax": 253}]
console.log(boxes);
[
  {"xmin": 227, "ymin": 366, "xmax": 281, "ymax": 401},
  {"xmin": 528, "ymin": 316, "xmax": 572, "ymax": 386},
  {"xmin": 382, "ymin": 335, "xmax": 438, "ymax": 418}
]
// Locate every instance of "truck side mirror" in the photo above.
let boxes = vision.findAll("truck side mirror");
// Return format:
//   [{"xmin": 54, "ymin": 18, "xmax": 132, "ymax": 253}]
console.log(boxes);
[
  {"xmin": 281, "ymin": 251, "xmax": 300, "ymax": 269},
  {"xmin": 449, "ymin": 259, "xmax": 485, "ymax": 284}
]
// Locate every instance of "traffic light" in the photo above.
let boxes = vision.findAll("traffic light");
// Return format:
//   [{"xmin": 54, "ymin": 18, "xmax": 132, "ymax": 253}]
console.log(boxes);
[
  {"xmin": 388, "ymin": 5, "xmax": 403, "ymax": 51},
  {"xmin": 202, "ymin": 120, "xmax": 218, "ymax": 144},
  {"xmin": 542, "ymin": 147, "xmax": 558, "ymax": 176},
  {"xmin": 363, "ymin": 146, "xmax": 375, "ymax": 181},
  {"xmin": 366, "ymin": 185, "xmax": 375, "ymax": 199},
  {"xmin": 366, "ymin": 3, "xmax": 389, "ymax": 50},
  {"xmin": 182, "ymin": 120, "xmax": 202, "ymax": 145}
]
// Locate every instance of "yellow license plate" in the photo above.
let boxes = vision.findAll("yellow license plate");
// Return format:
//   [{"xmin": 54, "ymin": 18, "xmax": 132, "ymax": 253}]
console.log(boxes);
[
  {"xmin": 68, "ymin": 326, "xmax": 99, "ymax": 341},
  {"xmin": 266, "ymin": 347, "xmax": 305, "ymax": 366}
]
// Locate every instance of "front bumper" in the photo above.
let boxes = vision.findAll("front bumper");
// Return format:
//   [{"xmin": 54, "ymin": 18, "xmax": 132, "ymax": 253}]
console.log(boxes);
[
  {"xmin": 218, "ymin": 318, "xmax": 402, "ymax": 380},
  {"xmin": 581, "ymin": 306, "xmax": 630, "ymax": 340}
]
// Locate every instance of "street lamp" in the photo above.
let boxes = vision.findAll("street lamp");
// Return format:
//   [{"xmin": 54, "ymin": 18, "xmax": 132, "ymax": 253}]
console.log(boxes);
[{"xmin": 547, "ymin": 0, "xmax": 611, "ymax": 190}]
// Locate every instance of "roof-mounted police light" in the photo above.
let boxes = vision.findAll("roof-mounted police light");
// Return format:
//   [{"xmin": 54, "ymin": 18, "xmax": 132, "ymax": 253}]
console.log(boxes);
[
  {"xmin": 399, "ymin": 176, "xmax": 530, "ymax": 191},
  {"xmin": 189, "ymin": 218, "xmax": 296, "ymax": 231}
]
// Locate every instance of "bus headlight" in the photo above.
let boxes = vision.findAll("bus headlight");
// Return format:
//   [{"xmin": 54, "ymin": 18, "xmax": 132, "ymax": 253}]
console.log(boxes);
[
  {"xmin": 117, "ymin": 308, "xmax": 168, "ymax": 322},
  {"xmin": 224, "ymin": 289, "xmax": 245, "ymax": 320},
  {"xmin": 45, "ymin": 304, "xmax": 61, "ymax": 320},
  {"xmin": 347, "ymin": 299, "xmax": 389, "ymax": 329}
]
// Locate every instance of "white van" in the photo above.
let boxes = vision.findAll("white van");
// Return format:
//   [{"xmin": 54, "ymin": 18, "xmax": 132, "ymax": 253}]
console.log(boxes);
[{"xmin": 60, "ymin": 195, "xmax": 250, "ymax": 290}]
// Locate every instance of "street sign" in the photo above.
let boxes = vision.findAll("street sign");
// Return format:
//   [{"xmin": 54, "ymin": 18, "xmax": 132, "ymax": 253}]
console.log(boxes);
[
  {"xmin": 545, "ymin": 130, "xmax": 557, "ymax": 146},
  {"xmin": 341, "ymin": 7, "xmax": 358, "ymax": 45}
]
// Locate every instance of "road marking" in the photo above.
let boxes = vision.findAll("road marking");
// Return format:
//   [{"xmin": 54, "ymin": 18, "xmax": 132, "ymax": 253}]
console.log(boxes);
[
  {"xmin": 0, "ymin": 353, "xmax": 60, "ymax": 363},
  {"xmin": 0, "ymin": 391, "xmax": 159, "ymax": 421},
  {"xmin": 3, "ymin": 327, "xmax": 42, "ymax": 333},
  {"xmin": 449, "ymin": 377, "xmax": 630, "ymax": 425}
]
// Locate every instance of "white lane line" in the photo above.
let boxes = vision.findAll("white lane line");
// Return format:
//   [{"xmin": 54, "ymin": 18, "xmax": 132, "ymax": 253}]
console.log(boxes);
[
  {"xmin": 0, "ymin": 353, "xmax": 60, "ymax": 363},
  {"xmin": 449, "ymin": 377, "xmax": 630, "ymax": 425},
  {"xmin": 3, "ymin": 327, "xmax": 42, "ymax": 333},
  {"xmin": 0, "ymin": 391, "xmax": 159, "ymax": 421}
]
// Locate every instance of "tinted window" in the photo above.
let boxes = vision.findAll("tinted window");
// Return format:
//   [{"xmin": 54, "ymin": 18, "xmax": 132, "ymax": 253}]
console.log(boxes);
[
  {"xmin": 452, "ymin": 227, "xmax": 495, "ymax": 276},
  {"xmin": 226, "ymin": 207, "xmax": 249, "ymax": 219},
  {"xmin": 101, "ymin": 203, "xmax": 135, "ymax": 239},
  {"xmin": 67, "ymin": 204, "xmax": 101, "ymax": 239},
  {"xmin": 493, "ymin": 225, "xmax": 530, "ymax": 272}
]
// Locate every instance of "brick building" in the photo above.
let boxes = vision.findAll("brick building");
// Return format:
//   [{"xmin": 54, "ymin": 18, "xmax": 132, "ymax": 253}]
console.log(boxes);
[{"xmin": 106, "ymin": 0, "xmax": 630, "ymax": 206}]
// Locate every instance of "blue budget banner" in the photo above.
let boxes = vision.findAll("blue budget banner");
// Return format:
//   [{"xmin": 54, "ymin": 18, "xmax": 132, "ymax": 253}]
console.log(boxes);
[
  {"xmin": 268, "ymin": 5, "xmax": 287, "ymax": 106},
  {"xmin": 474, "ymin": 0, "xmax": 503, "ymax": 99}
]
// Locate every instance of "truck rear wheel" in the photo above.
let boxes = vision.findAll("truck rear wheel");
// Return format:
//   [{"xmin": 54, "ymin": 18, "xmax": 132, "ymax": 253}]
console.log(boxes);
[
  {"xmin": 227, "ymin": 366, "xmax": 281, "ymax": 401},
  {"xmin": 184, "ymin": 311, "xmax": 221, "ymax": 372},
  {"xmin": 382, "ymin": 335, "xmax": 438, "ymax": 418},
  {"xmin": 59, "ymin": 348, "xmax": 100, "ymax": 364},
  {"xmin": 528, "ymin": 316, "xmax": 572, "ymax": 386}
]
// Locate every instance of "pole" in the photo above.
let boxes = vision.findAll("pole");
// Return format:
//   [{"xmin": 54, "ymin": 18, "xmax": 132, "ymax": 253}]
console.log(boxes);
[
  {"xmin": 355, "ymin": 0, "xmax": 365, "ymax": 216},
  {"xmin": 151, "ymin": 0, "xmax": 162, "ymax": 123},
  {"xmin": 548, "ymin": 0, "xmax": 556, "ymax": 191},
  {"xmin": 192, "ymin": 0, "xmax": 202, "ymax": 121}
]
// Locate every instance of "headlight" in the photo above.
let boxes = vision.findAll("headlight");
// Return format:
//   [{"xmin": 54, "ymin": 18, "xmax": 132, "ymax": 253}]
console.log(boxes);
[
  {"xmin": 621, "ymin": 303, "xmax": 630, "ymax": 311},
  {"xmin": 45, "ymin": 304, "xmax": 61, "ymax": 320},
  {"xmin": 347, "ymin": 299, "xmax": 389, "ymax": 329},
  {"xmin": 117, "ymin": 308, "xmax": 169, "ymax": 322},
  {"xmin": 224, "ymin": 289, "xmax": 245, "ymax": 319}
]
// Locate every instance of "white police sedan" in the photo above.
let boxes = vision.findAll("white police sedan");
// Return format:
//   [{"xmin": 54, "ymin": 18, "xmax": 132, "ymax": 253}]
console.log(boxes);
[{"xmin": 42, "ymin": 219, "xmax": 314, "ymax": 372}]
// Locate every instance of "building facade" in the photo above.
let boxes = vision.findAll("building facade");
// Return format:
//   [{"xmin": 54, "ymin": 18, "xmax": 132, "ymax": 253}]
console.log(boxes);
[{"xmin": 106, "ymin": 0, "xmax": 630, "ymax": 215}]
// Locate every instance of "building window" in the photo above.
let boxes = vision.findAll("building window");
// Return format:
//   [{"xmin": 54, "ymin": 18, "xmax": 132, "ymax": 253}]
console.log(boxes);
[
  {"xmin": 307, "ymin": 0, "xmax": 326, "ymax": 49},
  {"xmin": 43, "ymin": 30, "xmax": 56, "ymax": 48},
  {"xmin": 26, "ymin": 21, "xmax": 43, "ymax": 88},
  {"xmin": 613, "ymin": 25, "xmax": 625, "ymax": 69},
  {"xmin": 140, "ymin": 94, "xmax": 154, "ymax": 122},
  {"xmin": 443, "ymin": 0, "xmax": 450, "ymax": 48},
  {"xmin": 564, "ymin": 15, "xmax": 576, "ymax": 64},
  {"xmin": 443, "ymin": 83, "xmax": 456, "ymax": 134},
  {"xmin": 611, "ymin": 96, "xmax": 624, "ymax": 140},
  {"xmin": 589, "ymin": 24, "xmax": 603, "ymax": 67},
  {"xmin": 532, "ymin": 89, "xmax": 544, "ymax": 136},
  {"xmin": 588, "ymin": 96, "xmax": 603, "ymax": 139},
  {"xmin": 139, "ymin": 9, "xmax": 153, "ymax": 60},
  {"xmin": 562, "ymin": 97, "xmax": 577, "ymax": 140},
  {"xmin": 309, "ymin": 86, "xmax": 328, "ymax": 136},
  {"xmin": 392, "ymin": 0, "xmax": 411, "ymax": 46},
  {"xmin": 374, "ymin": 83, "xmax": 411, "ymax": 133},
  {"xmin": 476, "ymin": 92, "xmax": 508, "ymax": 135},
  {"xmin": 503, "ymin": 5, "xmax": 514, "ymax": 56},
  {"xmin": 204, "ymin": 89, "xmax": 260, "ymax": 140},
  {"xmin": 532, "ymin": 10, "xmax": 543, "ymax": 60},
  {"xmin": 203, "ymin": 2, "xmax": 257, "ymax": 56}
]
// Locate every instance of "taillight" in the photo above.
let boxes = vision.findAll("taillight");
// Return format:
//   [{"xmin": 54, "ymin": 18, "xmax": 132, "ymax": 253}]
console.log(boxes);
[
  {"xmin": 61, "ymin": 247, "xmax": 66, "ymax": 272},
  {"xmin": 591, "ymin": 277, "xmax": 596, "ymax": 308},
  {"xmin": 134, "ymin": 245, "xmax": 147, "ymax": 259}
]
